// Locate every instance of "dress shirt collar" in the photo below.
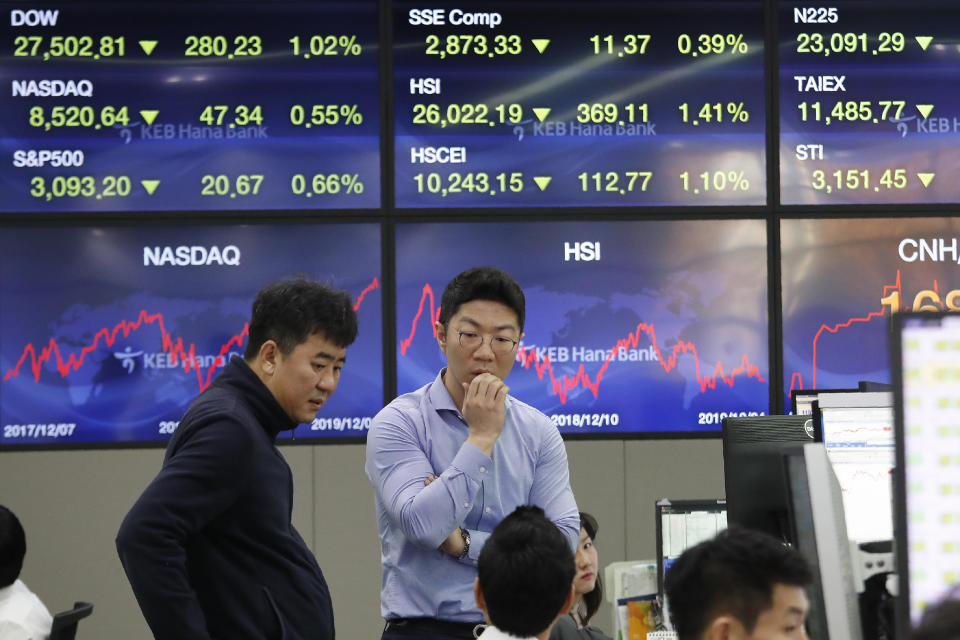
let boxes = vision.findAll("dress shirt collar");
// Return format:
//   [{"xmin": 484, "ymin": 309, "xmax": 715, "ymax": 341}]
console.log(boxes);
[
  {"xmin": 428, "ymin": 368, "xmax": 460, "ymax": 413},
  {"xmin": 428, "ymin": 368, "xmax": 513, "ymax": 418}
]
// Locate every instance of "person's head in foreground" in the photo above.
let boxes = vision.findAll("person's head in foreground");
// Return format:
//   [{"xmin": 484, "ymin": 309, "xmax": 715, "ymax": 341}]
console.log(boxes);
[
  {"xmin": 664, "ymin": 528, "xmax": 813, "ymax": 640},
  {"xmin": 244, "ymin": 277, "xmax": 358, "ymax": 424},
  {"xmin": 909, "ymin": 591, "xmax": 960, "ymax": 640},
  {"xmin": 475, "ymin": 505, "xmax": 576, "ymax": 639},
  {"xmin": 0, "ymin": 505, "xmax": 26, "ymax": 588}
]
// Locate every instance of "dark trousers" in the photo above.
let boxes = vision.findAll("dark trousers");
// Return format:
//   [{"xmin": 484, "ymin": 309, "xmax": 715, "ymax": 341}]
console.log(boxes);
[{"xmin": 381, "ymin": 618, "xmax": 486, "ymax": 640}]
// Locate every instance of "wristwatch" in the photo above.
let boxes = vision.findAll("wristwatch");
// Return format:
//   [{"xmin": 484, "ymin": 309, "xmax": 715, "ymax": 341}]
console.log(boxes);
[{"xmin": 457, "ymin": 527, "xmax": 471, "ymax": 560}]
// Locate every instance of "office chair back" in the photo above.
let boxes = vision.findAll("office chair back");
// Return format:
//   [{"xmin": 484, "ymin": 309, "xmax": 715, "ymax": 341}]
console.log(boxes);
[{"xmin": 49, "ymin": 601, "xmax": 93, "ymax": 640}]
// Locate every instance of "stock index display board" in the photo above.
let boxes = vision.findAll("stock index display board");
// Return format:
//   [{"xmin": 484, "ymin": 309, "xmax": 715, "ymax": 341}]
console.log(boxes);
[
  {"xmin": 0, "ymin": 224, "xmax": 383, "ymax": 446},
  {"xmin": 779, "ymin": 1, "xmax": 960, "ymax": 204},
  {"xmin": 4, "ymin": 2, "xmax": 960, "ymax": 446},
  {"xmin": 394, "ymin": 1, "xmax": 767, "ymax": 207},
  {"xmin": 396, "ymin": 219, "xmax": 770, "ymax": 435},
  {"xmin": 9, "ymin": 1, "xmax": 960, "ymax": 211},
  {"xmin": 781, "ymin": 217, "xmax": 960, "ymax": 409},
  {"xmin": 0, "ymin": 2, "xmax": 381, "ymax": 212}
]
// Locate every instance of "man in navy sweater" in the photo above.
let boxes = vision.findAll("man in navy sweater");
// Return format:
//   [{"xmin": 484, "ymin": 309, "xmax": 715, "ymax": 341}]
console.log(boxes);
[{"xmin": 117, "ymin": 278, "xmax": 357, "ymax": 640}]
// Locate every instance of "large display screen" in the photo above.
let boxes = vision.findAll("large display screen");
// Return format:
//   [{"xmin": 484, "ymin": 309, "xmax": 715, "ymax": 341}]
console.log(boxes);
[
  {"xmin": 895, "ymin": 314, "xmax": 960, "ymax": 627},
  {"xmin": 3, "ymin": 2, "xmax": 960, "ymax": 446},
  {"xmin": 394, "ymin": 1, "xmax": 766, "ymax": 207},
  {"xmin": 0, "ymin": 223, "xmax": 382, "ymax": 446},
  {"xmin": 779, "ymin": 1, "xmax": 958, "ymax": 204},
  {"xmin": 0, "ymin": 2, "xmax": 380, "ymax": 212},
  {"xmin": 781, "ymin": 217, "xmax": 960, "ymax": 408},
  {"xmin": 395, "ymin": 219, "xmax": 769, "ymax": 434}
]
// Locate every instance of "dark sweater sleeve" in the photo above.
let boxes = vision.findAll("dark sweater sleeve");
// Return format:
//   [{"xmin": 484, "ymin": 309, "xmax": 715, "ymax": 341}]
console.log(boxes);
[{"xmin": 116, "ymin": 418, "xmax": 253, "ymax": 640}]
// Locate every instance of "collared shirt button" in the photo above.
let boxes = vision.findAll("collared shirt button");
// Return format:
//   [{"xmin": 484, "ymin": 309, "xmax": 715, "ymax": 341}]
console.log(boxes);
[
  {"xmin": 479, "ymin": 466, "xmax": 486, "ymax": 473},
  {"xmin": 485, "ymin": 507, "xmax": 491, "ymax": 513},
  {"xmin": 464, "ymin": 502, "xmax": 470, "ymax": 508}
]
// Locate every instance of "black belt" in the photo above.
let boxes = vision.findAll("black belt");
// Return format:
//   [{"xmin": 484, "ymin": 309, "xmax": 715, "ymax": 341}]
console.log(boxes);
[{"xmin": 386, "ymin": 617, "xmax": 486, "ymax": 639}]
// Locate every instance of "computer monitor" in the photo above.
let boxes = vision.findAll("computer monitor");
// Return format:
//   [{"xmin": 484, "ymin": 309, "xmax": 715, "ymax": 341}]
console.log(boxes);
[
  {"xmin": 655, "ymin": 498, "xmax": 727, "ymax": 632},
  {"xmin": 721, "ymin": 415, "xmax": 815, "ymax": 541},
  {"xmin": 782, "ymin": 443, "xmax": 864, "ymax": 640},
  {"xmin": 892, "ymin": 312, "xmax": 960, "ymax": 636},
  {"xmin": 813, "ymin": 392, "xmax": 894, "ymax": 544},
  {"xmin": 655, "ymin": 499, "xmax": 727, "ymax": 598},
  {"xmin": 791, "ymin": 388, "xmax": 859, "ymax": 416}
]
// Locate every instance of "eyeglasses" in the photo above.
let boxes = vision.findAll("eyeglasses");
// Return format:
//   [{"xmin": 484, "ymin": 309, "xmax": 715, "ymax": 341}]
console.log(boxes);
[{"xmin": 457, "ymin": 331, "xmax": 519, "ymax": 355}]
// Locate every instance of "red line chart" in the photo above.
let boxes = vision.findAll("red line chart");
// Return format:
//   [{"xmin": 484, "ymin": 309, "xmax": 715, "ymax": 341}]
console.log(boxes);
[
  {"xmin": 828, "ymin": 426, "xmax": 893, "ymax": 437},
  {"xmin": 398, "ymin": 283, "xmax": 442, "ymax": 355},
  {"xmin": 354, "ymin": 277, "xmax": 379, "ymax": 310},
  {"xmin": 4, "ymin": 277, "xmax": 380, "ymax": 392},
  {"xmin": 399, "ymin": 283, "xmax": 766, "ymax": 404},
  {"xmin": 788, "ymin": 270, "xmax": 903, "ymax": 394},
  {"xmin": 843, "ymin": 467, "xmax": 894, "ymax": 485}
]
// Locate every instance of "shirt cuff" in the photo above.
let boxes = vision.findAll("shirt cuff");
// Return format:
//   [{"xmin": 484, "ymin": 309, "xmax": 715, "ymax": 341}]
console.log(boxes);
[
  {"xmin": 450, "ymin": 441, "xmax": 494, "ymax": 485},
  {"xmin": 462, "ymin": 528, "xmax": 489, "ymax": 565}
]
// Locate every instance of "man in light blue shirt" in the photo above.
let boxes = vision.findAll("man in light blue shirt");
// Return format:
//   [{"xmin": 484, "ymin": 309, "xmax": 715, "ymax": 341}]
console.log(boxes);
[{"xmin": 366, "ymin": 266, "xmax": 580, "ymax": 640}]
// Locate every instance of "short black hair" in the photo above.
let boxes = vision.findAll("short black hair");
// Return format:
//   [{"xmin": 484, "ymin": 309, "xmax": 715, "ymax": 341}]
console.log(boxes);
[
  {"xmin": 910, "ymin": 593, "xmax": 960, "ymax": 640},
  {"xmin": 244, "ymin": 277, "xmax": 358, "ymax": 360},
  {"xmin": 438, "ymin": 267, "xmax": 525, "ymax": 333},
  {"xmin": 478, "ymin": 506, "xmax": 574, "ymax": 637},
  {"xmin": 578, "ymin": 512, "xmax": 604, "ymax": 625},
  {"xmin": 0, "ymin": 505, "xmax": 26, "ymax": 587},
  {"xmin": 664, "ymin": 528, "xmax": 812, "ymax": 640}
]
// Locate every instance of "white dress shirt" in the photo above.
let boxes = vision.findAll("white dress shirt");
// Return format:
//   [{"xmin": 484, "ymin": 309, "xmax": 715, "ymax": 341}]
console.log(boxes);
[
  {"xmin": 478, "ymin": 624, "xmax": 539, "ymax": 640},
  {"xmin": 0, "ymin": 579, "xmax": 53, "ymax": 640}
]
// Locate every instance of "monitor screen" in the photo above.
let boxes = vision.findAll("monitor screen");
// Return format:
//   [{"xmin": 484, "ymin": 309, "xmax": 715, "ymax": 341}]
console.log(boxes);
[
  {"xmin": 781, "ymin": 217, "xmax": 960, "ymax": 410},
  {"xmin": 893, "ymin": 312, "xmax": 960, "ymax": 630},
  {"xmin": 793, "ymin": 392, "xmax": 818, "ymax": 416},
  {"xmin": 655, "ymin": 498, "xmax": 727, "ymax": 631},
  {"xmin": 779, "ymin": 0, "xmax": 960, "ymax": 205},
  {"xmin": 1, "ymin": 1, "xmax": 381, "ymax": 212},
  {"xmin": 393, "ymin": 0, "xmax": 766, "ymax": 207},
  {"xmin": 395, "ymin": 218, "xmax": 769, "ymax": 435},
  {"xmin": 783, "ymin": 443, "xmax": 864, "ymax": 640},
  {"xmin": 0, "ymin": 223, "xmax": 383, "ymax": 446},
  {"xmin": 815, "ymin": 392, "xmax": 894, "ymax": 544},
  {"xmin": 721, "ymin": 414, "xmax": 815, "ymax": 540},
  {"xmin": 655, "ymin": 499, "xmax": 727, "ymax": 594}
]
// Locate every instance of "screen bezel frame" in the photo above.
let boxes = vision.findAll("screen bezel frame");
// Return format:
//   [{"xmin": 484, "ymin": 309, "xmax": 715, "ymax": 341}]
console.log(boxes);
[{"xmin": 791, "ymin": 388, "xmax": 859, "ymax": 415}]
